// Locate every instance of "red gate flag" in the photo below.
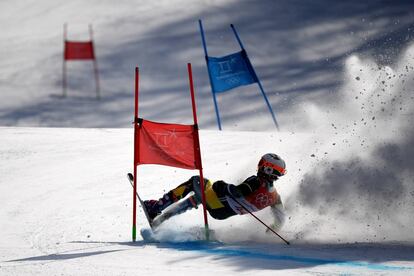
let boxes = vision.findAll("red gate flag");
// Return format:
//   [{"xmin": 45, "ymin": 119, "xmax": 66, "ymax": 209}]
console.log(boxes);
[
  {"xmin": 63, "ymin": 24, "xmax": 100, "ymax": 99},
  {"xmin": 132, "ymin": 65, "xmax": 209, "ymax": 242},
  {"xmin": 135, "ymin": 118, "xmax": 201, "ymax": 170},
  {"xmin": 64, "ymin": 41, "xmax": 95, "ymax": 60}
]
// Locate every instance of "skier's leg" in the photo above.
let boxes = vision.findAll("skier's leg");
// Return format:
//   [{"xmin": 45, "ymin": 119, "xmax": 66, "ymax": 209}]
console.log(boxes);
[
  {"xmin": 151, "ymin": 195, "xmax": 199, "ymax": 228},
  {"xmin": 144, "ymin": 177, "xmax": 197, "ymax": 219},
  {"xmin": 150, "ymin": 176, "xmax": 212, "ymax": 227},
  {"xmin": 190, "ymin": 176, "xmax": 211, "ymax": 205}
]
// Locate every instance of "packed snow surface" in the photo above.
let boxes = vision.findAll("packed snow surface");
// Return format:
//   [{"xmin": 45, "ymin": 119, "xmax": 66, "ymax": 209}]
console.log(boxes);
[{"xmin": 1, "ymin": 127, "xmax": 414, "ymax": 275}]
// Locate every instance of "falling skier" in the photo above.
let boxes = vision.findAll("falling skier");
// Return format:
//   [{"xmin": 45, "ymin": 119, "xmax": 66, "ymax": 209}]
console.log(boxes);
[{"xmin": 143, "ymin": 153, "xmax": 287, "ymax": 232}]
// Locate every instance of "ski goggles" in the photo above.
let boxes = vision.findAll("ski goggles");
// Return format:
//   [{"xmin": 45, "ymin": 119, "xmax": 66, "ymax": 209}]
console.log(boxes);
[{"xmin": 261, "ymin": 160, "xmax": 287, "ymax": 177}]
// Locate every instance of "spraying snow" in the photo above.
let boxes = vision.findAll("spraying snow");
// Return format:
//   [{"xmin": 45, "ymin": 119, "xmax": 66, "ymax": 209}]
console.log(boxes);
[{"xmin": 284, "ymin": 44, "xmax": 414, "ymax": 243}]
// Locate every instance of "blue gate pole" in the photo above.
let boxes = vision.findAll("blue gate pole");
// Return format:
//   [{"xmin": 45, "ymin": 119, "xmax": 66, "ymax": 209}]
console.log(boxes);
[
  {"xmin": 199, "ymin": 19, "xmax": 223, "ymax": 131},
  {"xmin": 230, "ymin": 24, "xmax": 280, "ymax": 131}
]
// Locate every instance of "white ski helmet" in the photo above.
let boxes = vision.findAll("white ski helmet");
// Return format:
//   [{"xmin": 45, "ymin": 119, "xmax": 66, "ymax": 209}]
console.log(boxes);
[{"xmin": 258, "ymin": 153, "xmax": 286, "ymax": 179}]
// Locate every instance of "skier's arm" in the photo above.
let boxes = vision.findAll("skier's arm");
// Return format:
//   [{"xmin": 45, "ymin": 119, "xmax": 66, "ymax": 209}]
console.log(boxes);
[
  {"xmin": 213, "ymin": 180, "xmax": 244, "ymax": 199},
  {"xmin": 227, "ymin": 183, "xmax": 244, "ymax": 198},
  {"xmin": 237, "ymin": 177, "xmax": 260, "ymax": 196},
  {"xmin": 267, "ymin": 195, "xmax": 286, "ymax": 233}
]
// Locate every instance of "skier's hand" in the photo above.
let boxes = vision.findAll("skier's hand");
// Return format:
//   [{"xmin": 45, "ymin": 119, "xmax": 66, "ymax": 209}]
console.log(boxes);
[{"xmin": 266, "ymin": 204, "xmax": 285, "ymax": 234}]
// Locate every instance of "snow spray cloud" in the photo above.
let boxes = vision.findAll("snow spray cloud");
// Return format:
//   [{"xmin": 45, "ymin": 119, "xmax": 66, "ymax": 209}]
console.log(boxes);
[{"xmin": 287, "ymin": 44, "xmax": 414, "ymax": 243}]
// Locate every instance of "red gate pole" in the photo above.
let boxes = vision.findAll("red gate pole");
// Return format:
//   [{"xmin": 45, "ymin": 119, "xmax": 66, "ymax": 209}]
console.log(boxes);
[
  {"xmin": 62, "ymin": 23, "xmax": 67, "ymax": 97},
  {"xmin": 132, "ymin": 67, "xmax": 139, "ymax": 242},
  {"xmin": 187, "ymin": 63, "xmax": 210, "ymax": 240},
  {"xmin": 89, "ymin": 24, "xmax": 101, "ymax": 100}
]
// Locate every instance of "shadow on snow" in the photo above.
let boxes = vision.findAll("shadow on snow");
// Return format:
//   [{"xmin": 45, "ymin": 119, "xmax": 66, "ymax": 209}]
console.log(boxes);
[{"xmin": 8, "ymin": 239, "xmax": 413, "ymax": 272}]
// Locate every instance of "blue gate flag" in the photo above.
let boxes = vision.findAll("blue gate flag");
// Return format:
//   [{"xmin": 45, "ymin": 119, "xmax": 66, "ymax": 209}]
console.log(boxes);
[
  {"xmin": 198, "ymin": 19, "xmax": 280, "ymax": 131},
  {"xmin": 207, "ymin": 50, "xmax": 258, "ymax": 93}
]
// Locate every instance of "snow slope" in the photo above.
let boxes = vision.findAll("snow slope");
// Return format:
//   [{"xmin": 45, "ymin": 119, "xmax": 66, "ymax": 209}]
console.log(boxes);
[
  {"xmin": 0, "ymin": 127, "xmax": 413, "ymax": 275},
  {"xmin": 1, "ymin": 0, "xmax": 414, "ymax": 130}
]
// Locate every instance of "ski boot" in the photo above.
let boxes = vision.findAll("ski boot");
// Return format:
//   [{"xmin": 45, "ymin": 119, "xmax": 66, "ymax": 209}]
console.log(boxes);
[{"xmin": 143, "ymin": 200, "xmax": 162, "ymax": 221}]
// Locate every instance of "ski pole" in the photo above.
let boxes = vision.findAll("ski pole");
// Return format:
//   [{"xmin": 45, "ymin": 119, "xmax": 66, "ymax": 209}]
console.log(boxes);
[{"xmin": 228, "ymin": 194, "xmax": 290, "ymax": 245}]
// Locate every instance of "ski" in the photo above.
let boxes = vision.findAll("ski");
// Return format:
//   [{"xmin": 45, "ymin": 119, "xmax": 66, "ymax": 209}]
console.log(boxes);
[{"xmin": 127, "ymin": 173, "xmax": 154, "ymax": 230}]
